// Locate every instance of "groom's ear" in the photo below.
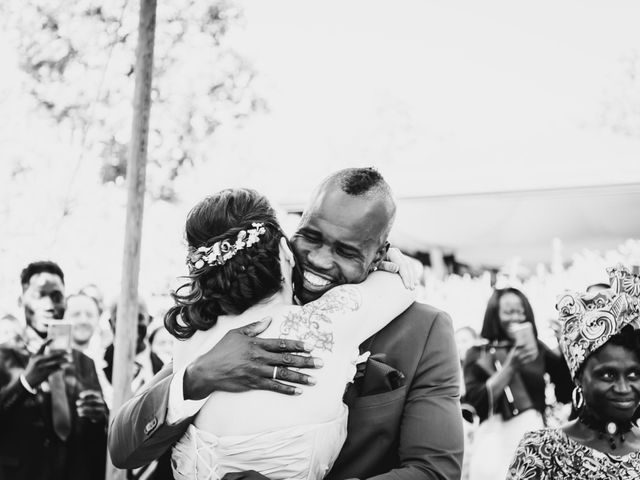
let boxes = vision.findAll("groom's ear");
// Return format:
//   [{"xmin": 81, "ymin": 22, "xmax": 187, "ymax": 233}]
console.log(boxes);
[{"xmin": 371, "ymin": 241, "xmax": 390, "ymax": 271}]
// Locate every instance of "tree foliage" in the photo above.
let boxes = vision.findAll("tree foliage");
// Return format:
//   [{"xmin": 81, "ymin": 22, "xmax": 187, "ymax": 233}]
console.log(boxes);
[{"xmin": 2, "ymin": 0, "xmax": 266, "ymax": 200}]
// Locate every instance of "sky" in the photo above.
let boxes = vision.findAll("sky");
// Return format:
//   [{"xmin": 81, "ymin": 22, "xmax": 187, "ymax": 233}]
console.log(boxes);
[
  {"xmin": 3, "ymin": 0, "xmax": 640, "ymax": 202},
  {"xmin": 217, "ymin": 0, "xmax": 640, "ymax": 200}
]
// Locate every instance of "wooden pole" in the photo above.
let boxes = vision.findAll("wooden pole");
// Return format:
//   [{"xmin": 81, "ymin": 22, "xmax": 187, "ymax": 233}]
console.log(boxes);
[{"xmin": 106, "ymin": 1, "xmax": 157, "ymax": 479}]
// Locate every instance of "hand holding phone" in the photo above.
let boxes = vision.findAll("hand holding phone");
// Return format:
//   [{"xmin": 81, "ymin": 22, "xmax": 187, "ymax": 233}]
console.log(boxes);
[
  {"xmin": 22, "ymin": 340, "xmax": 69, "ymax": 389},
  {"xmin": 509, "ymin": 322, "xmax": 538, "ymax": 362}
]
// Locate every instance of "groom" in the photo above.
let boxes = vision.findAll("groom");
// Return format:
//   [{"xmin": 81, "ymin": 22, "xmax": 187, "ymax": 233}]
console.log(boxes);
[{"xmin": 109, "ymin": 168, "xmax": 464, "ymax": 480}]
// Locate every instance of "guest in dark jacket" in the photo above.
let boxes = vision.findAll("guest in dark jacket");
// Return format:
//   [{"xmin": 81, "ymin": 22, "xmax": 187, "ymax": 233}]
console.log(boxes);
[
  {"xmin": 0, "ymin": 261, "xmax": 108, "ymax": 480},
  {"xmin": 103, "ymin": 297, "xmax": 163, "ymax": 390},
  {"xmin": 463, "ymin": 287, "xmax": 572, "ymax": 480}
]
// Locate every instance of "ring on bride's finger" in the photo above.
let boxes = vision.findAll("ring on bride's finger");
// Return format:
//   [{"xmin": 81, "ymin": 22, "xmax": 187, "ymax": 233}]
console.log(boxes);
[{"xmin": 272, "ymin": 366, "xmax": 278, "ymax": 380}]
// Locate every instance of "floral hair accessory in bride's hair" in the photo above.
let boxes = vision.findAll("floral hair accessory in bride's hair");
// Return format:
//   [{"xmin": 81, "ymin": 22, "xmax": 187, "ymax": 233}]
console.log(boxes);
[
  {"xmin": 186, "ymin": 222, "xmax": 267, "ymax": 271},
  {"xmin": 556, "ymin": 264, "xmax": 640, "ymax": 379}
]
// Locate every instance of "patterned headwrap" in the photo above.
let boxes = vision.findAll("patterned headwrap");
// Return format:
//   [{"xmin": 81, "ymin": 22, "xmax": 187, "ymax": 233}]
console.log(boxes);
[{"xmin": 557, "ymin": 264, "xmax": 640, "ymax": 379}]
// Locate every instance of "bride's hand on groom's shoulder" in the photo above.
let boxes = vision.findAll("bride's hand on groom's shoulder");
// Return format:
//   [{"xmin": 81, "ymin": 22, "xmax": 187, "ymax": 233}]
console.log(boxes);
[
  {"xmin": 183, "ymin": 317, "xmax": 324, "ymax": 401},
  {"xmin": 378, "ymin": 247, "xmax": 418, "ymax": 290}
]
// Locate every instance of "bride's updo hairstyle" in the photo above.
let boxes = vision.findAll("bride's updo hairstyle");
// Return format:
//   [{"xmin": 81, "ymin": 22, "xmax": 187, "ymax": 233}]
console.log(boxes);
[{"xmin": 165, "ymin": 188, "xmax": 284, "ymax": 339}]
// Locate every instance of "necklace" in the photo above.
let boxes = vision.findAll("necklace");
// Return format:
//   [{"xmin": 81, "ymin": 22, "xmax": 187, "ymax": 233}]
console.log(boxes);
[{"xmin": 578, "ymin": 408, "xmax": 635, "ymax": 450}]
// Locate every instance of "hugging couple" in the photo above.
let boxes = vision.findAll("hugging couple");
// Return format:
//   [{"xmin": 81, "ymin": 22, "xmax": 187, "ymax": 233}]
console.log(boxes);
[{"xmin": 109, "ymin": 167, "xmax": 464, "ymax": 480}]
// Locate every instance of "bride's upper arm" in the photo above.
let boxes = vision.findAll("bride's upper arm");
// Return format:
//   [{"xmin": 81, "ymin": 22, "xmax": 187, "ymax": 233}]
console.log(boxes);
[{"xmin": 308, "ymin": 272, "xmax": 416, "ymax": 345}]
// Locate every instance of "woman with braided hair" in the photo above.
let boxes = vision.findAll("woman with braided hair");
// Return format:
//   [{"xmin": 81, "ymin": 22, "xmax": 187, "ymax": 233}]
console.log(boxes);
[
  {"xmin": 507, "ymin": 265, "xmax": 640, "ymax": 479},
  {"xmin": 166, "ymin": 188, "xmax": 416, "ymax": 480}
]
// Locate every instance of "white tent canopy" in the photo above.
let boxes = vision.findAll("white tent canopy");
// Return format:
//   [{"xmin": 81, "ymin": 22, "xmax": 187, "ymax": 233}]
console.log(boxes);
[{"xmin": 389, "ymin": 182, "xmax": 640, "ymax": 267}]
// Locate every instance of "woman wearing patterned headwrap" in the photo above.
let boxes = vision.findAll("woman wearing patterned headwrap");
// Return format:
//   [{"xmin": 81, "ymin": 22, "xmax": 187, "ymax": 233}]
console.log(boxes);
[{"xmin": 507, "ymin": 265, "xmax": 640, "ymax": 479}]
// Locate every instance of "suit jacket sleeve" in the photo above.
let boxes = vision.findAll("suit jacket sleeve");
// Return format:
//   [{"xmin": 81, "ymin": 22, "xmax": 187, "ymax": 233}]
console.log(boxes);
[
  {"xmin": 370, "ymin": 311, "xmax": 464, "ymax": 480},
  {"xmin": 0, "ymin": 347, "xmax": 32, "ymax": 418},
  {"xmin": 108, "ymin": 363, "xmax": 193, "ymax": 468}
]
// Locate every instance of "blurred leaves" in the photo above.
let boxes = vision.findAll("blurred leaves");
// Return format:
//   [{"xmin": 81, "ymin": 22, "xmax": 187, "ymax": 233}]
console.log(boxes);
[{"xmin": 1, "ymin": 0, "xmax": 266, "ymax": 200}]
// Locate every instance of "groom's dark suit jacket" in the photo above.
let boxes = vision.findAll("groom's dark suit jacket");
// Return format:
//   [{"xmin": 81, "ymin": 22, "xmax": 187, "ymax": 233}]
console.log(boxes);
[{"xmin": 108, "ymin": 302, "xmax": 464, "ymax": 480}]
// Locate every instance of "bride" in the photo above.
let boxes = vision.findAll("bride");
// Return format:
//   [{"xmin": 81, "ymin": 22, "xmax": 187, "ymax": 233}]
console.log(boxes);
[{"xmin": 167, "ymin": 188, "xmax": 416, "ymax": 480}]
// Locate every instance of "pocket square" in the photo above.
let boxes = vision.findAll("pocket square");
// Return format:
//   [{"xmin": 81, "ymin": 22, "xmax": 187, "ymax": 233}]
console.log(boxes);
[{"xmin": 356, "ymin": 353, "xmax": 405, "ymax": 396}]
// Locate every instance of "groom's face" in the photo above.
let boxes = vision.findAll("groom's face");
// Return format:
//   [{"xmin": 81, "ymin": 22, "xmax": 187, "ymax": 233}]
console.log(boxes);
[{"xmin": 290, "ymin": 184, "xmax": 391, "ymax": 304}]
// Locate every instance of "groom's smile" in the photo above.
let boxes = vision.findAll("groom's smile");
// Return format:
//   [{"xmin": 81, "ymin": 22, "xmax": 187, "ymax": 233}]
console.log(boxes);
[
  {"xmin": 302, "ymin": 270, "xmax": 332, "ymax": 289},
  {"xmin": 290, "ymin": 181, "xmax": 393, "ymax": 305}
]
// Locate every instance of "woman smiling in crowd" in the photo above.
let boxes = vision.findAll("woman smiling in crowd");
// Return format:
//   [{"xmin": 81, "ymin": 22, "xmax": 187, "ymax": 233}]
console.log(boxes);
[{"xmin": 507, "ymin": 265, "xmax": 640, "ymax": 479}]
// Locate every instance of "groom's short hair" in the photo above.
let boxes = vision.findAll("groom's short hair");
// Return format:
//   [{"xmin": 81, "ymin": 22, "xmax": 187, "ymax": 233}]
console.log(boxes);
[
  {"xmin": 319, "ymin": 167, "xmax": 396, "ymax": 237},
  {"xmin": 325, "ymin": 167, "xmax": 391, "ymax": 198}
]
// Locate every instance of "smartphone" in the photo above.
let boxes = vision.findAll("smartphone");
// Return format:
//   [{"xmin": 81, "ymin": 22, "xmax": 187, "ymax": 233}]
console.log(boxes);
[
  {"xmin": 46, "ymin": 321, "xmax": 73, "ymax": 352},
  {"xmin": 509, "ymin": 322, "xmax": 538, "ymax": 356}
]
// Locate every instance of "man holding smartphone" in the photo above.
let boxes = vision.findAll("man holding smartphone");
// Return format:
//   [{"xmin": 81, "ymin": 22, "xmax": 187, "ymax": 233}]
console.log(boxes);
[{"xmin": 0, "ymin": 261, "xmax": 109, "ymax": 480}]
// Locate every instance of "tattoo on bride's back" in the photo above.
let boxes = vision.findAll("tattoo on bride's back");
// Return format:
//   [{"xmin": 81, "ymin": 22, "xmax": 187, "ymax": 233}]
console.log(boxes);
[{"xmin": 280, "ymin": 286, "xmax": 362, "ymax": 352}]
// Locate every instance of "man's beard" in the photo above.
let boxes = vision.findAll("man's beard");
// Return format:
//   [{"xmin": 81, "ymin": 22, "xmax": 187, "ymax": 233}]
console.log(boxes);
[
  {"xmin": 26, "ymin": 305, "xmax": 65, "ymax": 338},
  {"xmin": 25, "ymin": 310, "xmax": 49, "ymax": 337}
]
